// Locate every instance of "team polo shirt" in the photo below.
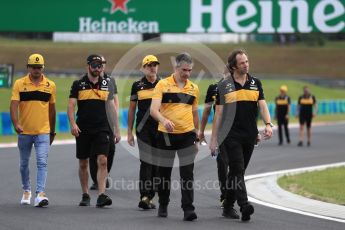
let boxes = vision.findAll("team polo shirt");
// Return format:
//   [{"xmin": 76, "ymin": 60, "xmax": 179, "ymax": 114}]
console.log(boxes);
[
  {"xmin": 275, "ymin": 95, "xmax": 291, "ymax": 117},
  {"xmin": 298, "ymin": 94, "xmax": 316, "ymax": 117},
  {"xmin": 152, "ymin": 75, "xmax": 199, "ymax": 134},
  {"xmin": 205, "ymin": 83, "xmax": 218, "ymax": 113},
  {"xmin": 104, "ymin": 73, "xmax": 118, "ymax": 95},
  {"xmin": 69, "ymin": 74, "xmax": 114, "ymax": 132},
  {"xmin": 216, "ymin": 74, "xmax": 264, "ymax": 141},
  {"xmin": 11, "ymin": 75, "xmax": 56, "ymax": 135},
  {"xmin": 130, "ymin": 76, "xmax": 160, "ymax": 128}
]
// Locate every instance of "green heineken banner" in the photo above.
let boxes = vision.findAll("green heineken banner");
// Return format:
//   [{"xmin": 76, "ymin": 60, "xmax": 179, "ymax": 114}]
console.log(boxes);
[{"xmin": 1, "ymin": 0, "xmax": 344, "ymax": 33}]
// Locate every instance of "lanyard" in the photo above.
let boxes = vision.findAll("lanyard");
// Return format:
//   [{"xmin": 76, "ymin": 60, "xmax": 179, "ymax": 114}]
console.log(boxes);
[{"xmin": 89, "ymin": 82, "xmax": 101, "ymax": 98}]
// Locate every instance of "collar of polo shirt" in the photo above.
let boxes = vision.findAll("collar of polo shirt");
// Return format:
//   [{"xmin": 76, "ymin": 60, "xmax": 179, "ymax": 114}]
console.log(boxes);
[{"xmin": 168, "ymin": 75, "xmax": 193, "ymax": 88}]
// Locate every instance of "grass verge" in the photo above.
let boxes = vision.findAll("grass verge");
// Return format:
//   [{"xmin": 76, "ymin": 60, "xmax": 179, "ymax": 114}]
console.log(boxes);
[{"xmin": 278, "ymin": 167, "xmax": 345, "ymax": 205}]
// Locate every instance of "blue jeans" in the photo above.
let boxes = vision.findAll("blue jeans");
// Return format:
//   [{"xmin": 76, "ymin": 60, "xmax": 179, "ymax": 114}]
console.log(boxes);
[{"xmin": 18, "ymin": 134, "xmax": 50, "ymax": 194}]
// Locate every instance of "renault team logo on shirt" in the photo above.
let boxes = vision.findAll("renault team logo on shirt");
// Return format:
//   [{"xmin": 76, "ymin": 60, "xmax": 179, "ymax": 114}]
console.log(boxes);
[{"xmin": 108, "ymin": 0, "xmax": 130, "ymax": 14}]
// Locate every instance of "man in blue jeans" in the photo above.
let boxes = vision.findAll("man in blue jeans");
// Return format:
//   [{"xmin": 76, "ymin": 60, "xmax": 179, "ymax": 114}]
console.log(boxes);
[{"xmin": 10, "ymin": 54, "xmax": 56, "ymax": 207}]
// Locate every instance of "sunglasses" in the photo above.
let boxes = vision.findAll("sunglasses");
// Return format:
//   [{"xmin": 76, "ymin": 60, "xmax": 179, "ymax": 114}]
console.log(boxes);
[
  {"xmin": 28, "ymin": 65, "xmax": 43, "ymax": 69},
  {"xmin": 146, "ymin": 63, "xmax": 158, "ymax": 67},
  {"xmin": 90, "ymin": 63, "xmax": 103, "ymax": 69}
]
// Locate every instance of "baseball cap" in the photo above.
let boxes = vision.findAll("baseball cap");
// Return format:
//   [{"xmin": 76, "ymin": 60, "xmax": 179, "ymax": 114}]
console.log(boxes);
[
  {"xmin": 87, "ymin": 54, "xmax": 102, "ymax": 64},
  {"xmin": 27, "ymin": 54, "xmax": 44, "ymax": 66},
  {"xmin": 142, "ymin": 55, "xmax": 159, "ymax": 67},
  {"xmin": 280, "ymin": 85, "xmax": 288, "ymax": 92}
]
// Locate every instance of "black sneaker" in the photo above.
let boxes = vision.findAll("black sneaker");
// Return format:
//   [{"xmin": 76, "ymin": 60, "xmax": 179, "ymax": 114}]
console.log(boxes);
[
  {"xmin": 222, "ymin": 208, "xmax": 240, "ymax": 219},
  {"xmin": 307, "ymin": 141, "xmax": 311, "ymax": 146},
  {"xmin": 240, "ymin": 204, "xmax": 254, "ymax": 221},
  {"xmin": 90, "ymin": 183, "xmax": 97, "ymax": 190},
  {"xmin": 297, "ymin": 141, "xmax": 303, "ymax": 147},
  {"xmin": 183, "ymin": 210, "xmax": 197, "ymax": 221},
  {"xmin": 138, "ymin": 196, "xmax": 150, "ymax": 210},
  {"xmin": 79, "ymin": 193, "xmax": 90, "ymax": 206},
  {"xmin": 96, "ymin": 194, "xmax": 112, "ymax": 208},
  {"xmin": 158, "ymin": 204, "xmax": 168, "ymax": 217}
]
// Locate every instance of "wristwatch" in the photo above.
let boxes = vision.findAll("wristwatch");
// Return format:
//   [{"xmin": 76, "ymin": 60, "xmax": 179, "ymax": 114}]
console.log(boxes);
[{"xmin": 265, "ymin": 122, "xmax": 274, "ymax": 128}]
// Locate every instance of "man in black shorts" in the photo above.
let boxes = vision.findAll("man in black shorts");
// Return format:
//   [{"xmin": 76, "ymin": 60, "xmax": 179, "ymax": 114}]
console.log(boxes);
[
  {"xmin": 89, "ymin": 55, "xmax": 120, "ymax": 190},
  {"xmin": 296, "ymin": 86, "xmax": 317, "ymax": 146},
  {"xmin": 68, "ymin": 54, "xmax": 120, "ymax": 207}
]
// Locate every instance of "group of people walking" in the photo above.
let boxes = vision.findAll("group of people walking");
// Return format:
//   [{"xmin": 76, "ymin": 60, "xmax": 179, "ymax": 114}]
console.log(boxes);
[
  {"xmin": 9, "ymin": 49, "xmax": 316, "ymax": 222},
  {"xmin": 275, "ymin": 85, "xmax": 318, "ymax": 146}
]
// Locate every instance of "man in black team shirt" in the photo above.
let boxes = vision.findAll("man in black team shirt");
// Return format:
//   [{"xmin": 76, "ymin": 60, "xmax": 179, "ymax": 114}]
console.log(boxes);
[
  {"xmin": 89, "ymin": 55, "xmax": 120, "ymax": 190},
  {"xmin": 127, "ymin": 55, "xmax": 160, "ymax": 210},
  {"xmin": 275, "ymin": 85, "xmax": 291, "ymax": 145},
  {"xmin": 296, "ymin": 86, "xmax": 317, "ymax": 147},
  {"xmin": 68, "ymin": 54, "xmax": 120, "ymax": 207},
  {"xmin": 210, "ymin": 49, "xmax": 273, "ymax": 222},
  {"xmin": 199, "ymin": 80, "xmax": 228, "ymax": 209}
]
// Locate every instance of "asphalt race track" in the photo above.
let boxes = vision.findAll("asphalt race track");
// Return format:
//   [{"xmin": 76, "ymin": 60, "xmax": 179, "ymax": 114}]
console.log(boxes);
[{"xmin": 0, "ymin": 123, "xmax": 344, "ymax": 230}]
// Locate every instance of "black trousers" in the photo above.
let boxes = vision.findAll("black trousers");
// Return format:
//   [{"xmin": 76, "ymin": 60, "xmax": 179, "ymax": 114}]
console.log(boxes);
[
  {"xmin": 277, "ymin": 116, "xmax": 290, "ymax": 144},
  {"xmin": 222, "ymin": 136, "xmax": 254, "ymax": 208},
  {"xmin": 217, "ymin": 143, "xmax": 228, "ymax": 201},
  {"xmin": 136, "ymin": 124, "xmax": 158, "ymax": 200},
  {"xmin": 156, "ymin": 131, "xmax": 197, "ymax": 211},
  {"xmin": 89, "ymin": 131, "xmax": 115, "ymax": 184}
]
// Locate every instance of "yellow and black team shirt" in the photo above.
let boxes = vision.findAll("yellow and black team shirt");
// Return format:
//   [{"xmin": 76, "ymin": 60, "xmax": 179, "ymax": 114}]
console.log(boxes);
[
  {"xmin": 216, "ymin": 74, "xmax": 264, "ymax": 141},
  {"xmin": 205, "ymin": 78, "xmax": 225, "ymax": 112},
  {"xmin": 275, "ymin": 95, "xmax": 291, "ymax": 118},
  {"xmin": 152, "ymin": 75, "xmax": 199, "ymax": 134},
  {"xmin": 11, "ymin": 75, "xmax": 56, "ymax": 135},
  {"xmin": 298, "ymin": 94, "xmax": 316, "ymax": 117},
  {"xmin": 69, "ymin": 74, "xmax": 114, "ymax": 132},
  {"xmin": 130, "ymin": 76, "xmax": 160, "ymax": 129}
]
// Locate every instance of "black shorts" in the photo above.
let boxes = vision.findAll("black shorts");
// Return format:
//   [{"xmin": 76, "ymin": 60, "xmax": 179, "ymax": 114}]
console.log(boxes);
[
  {"xmin": 76, "ymin": 131, "xmax": 110, "ymax": 159},
  {"xmin": 299, "ymin": 115, "xmax": 312, "ymax": 128}
]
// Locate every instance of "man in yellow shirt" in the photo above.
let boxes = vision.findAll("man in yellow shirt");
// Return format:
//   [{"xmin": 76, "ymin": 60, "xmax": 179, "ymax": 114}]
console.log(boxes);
[
  {"xmin": 150, "ymin": 53, "xmax": 199, "ymax": 221},
  {"xmin": 10, "ymin": 53, "xmax": 56, "ymax": 207}
]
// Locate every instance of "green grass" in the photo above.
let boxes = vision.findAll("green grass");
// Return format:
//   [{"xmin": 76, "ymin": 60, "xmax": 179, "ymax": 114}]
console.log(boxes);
[
  {"xmin": 2, "ymin": 76, "xmax": 345, "ymax": 112},
  {"xmin": 278, "ymin": 167, "xmax": 345, "ymax": 205}
]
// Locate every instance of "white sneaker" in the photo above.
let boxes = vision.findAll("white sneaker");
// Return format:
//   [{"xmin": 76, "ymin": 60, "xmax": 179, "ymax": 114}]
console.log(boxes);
[
  {"xmin": 34, "ymin": 192, "xmax": 49, "ymax": 207},
  {"xmin": 20, "ymin": 191, "xmax": 31, "ymax": 205}
]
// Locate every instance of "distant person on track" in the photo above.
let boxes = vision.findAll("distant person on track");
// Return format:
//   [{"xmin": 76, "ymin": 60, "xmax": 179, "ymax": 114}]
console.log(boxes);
[
  {"xmin": 89, "ymin": 55, "xmax": 119, "ymax": 191},
  {"xmin": 127, "ymin": 55, "xmax": 160, "ymax": 210},
  {"xmin": 150, "ymin": 53, "xmax": 199, "ymax": 221},
  {"xmin": 10, "ymin": 53, "xmax": 56, "ymax": 207},
  {"xmin": 296, "ymin": 86, "xmax": 317, "ymax": 147},
  {"xmin": 67, "ymin": 54, "xmax": 120, "ymax": 208},
  {"xmin": 210, "ymin": 49, "xmax": 273, "ymax": 221},
  {"xmin": 275, "ymin": 85, "xmax": 291, "ymax": 145}
]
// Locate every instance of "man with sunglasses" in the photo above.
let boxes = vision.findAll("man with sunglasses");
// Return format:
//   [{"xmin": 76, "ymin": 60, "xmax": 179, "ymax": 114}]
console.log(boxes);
[
  {"xmin": 68, "ymin": 54, "xmax": 120, "ymax": 207},
  {"xmin": 89, "ymin": 55, "xmax": 120, "ymax": 191},
  {"xmin": 10, "ymin": 53, "xmax": 56, "ymax": 207},
  {"xmin": 127, "ymin": 55, "xmax": 160, "ymax": 210}
]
